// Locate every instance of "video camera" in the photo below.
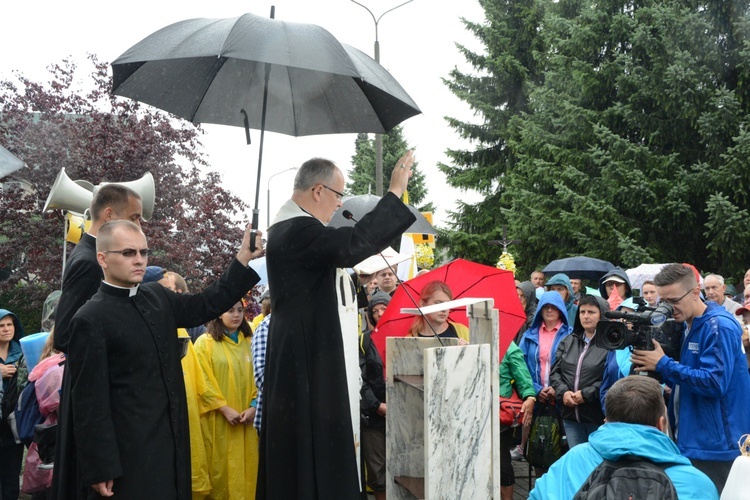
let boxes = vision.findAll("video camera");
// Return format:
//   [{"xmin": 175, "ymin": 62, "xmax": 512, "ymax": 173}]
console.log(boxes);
[{"xmin": 594, "ymin": 298, "xmax": 682, "ymax": 365}]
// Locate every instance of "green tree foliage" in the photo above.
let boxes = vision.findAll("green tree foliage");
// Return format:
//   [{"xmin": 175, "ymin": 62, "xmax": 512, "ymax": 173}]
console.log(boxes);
[
  {"xmin": 443, "ymin": 0, "xmax": 750, "ymax": 280},
  {"xmin": 0, "ymin": 57, "xmax": 248, "ymax": 325},
  {"xmin": 439, "ymin": 0, "xmax": 545, "ymax": 266},
  {"xmin": 346, "ymin": 126, "xmax": 430, "ymax": 209}
]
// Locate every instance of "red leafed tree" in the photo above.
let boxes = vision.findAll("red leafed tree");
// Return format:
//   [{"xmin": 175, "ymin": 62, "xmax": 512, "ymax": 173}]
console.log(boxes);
[{"xmin": 0, "ymin": 56, "xmax": 249, "ymax": 329}]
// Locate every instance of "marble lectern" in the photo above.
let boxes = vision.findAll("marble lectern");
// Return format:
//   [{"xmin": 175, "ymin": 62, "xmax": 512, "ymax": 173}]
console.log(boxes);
[{"xmin": 385, "ymin": 298, "xmax": 500, "ymax": 499}]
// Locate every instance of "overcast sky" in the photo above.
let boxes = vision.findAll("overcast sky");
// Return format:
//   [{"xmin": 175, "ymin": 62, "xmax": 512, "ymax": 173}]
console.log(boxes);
[{"xmin": 1, "ymin": 0, "xmax": 485, "ymax": 230}]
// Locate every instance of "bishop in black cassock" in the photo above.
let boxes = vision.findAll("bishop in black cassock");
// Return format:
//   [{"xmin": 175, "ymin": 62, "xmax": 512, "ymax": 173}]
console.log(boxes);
[{"xmin": 258, "ymin": 152, "xmax": 416, "ymax": 499}]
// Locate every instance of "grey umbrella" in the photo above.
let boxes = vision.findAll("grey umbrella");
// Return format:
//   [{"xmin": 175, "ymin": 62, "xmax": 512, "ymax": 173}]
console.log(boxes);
[
  {"xmin": 0, "ymin": 145, "xmax": 24, "ymax": 179},
  {"xmin": 111, "ymin": 10, "xmax": 421, "ymax": 240},
  {"xmin": 328, "ymin": 194, "xmax": 436, "ymax": 234}
]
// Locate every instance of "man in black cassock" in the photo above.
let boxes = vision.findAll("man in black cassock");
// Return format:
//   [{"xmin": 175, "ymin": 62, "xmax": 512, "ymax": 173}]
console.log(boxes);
[
  {"xmin": 257, "ymin": 151, "xmax": 417, "ymax": 499},
  {"xmin": 51, "ymin": 184, "xmax": 144, "ymax": 499},
  {"xmin": 65, "ymin": 220, "xmax": 263, "ymax": 499}
]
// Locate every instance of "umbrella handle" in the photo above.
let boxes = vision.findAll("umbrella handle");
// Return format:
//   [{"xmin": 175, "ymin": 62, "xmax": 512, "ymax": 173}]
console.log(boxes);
[
  {"xmin": 250, "ymin": 209, "xmax": 259, "ymax": 252},
  {"xmin": 241, "ymin": 109, "xmax": 251, "ymax": 145}
]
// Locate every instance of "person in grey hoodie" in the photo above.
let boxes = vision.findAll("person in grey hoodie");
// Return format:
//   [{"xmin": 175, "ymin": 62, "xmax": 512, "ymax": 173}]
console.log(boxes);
[
  {"xmin": 545, "ymin": 273, "xmax": 578, "ymax": 324},
  {"xmin": 515, "ymin": 281, "xmax": 539, "ymax": 344}
]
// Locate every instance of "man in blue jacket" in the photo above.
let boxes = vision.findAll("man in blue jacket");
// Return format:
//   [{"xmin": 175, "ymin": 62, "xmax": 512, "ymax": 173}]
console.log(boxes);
[
  {"xmin": 632, "ymin": 263, "xmax": 750, "ymax": 494},
  {"xmin": 529, "ymin": 375, "xmax": 718, "ymax": 500}
]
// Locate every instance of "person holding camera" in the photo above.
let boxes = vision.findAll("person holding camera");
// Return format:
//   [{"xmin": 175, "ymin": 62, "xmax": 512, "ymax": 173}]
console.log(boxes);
[{"xmin": 631, "ymin": 263, "xmax": 750, "ymax": 494}]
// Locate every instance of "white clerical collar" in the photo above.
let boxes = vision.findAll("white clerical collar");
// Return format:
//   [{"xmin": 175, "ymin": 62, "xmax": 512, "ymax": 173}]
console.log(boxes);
[
  {"xmin": 103, "ymin": 281, "xmax": 140, "ymax": 297},
  {"xmin": 271, "ymin": 199, "xmax": 314, "ymax": 227}
]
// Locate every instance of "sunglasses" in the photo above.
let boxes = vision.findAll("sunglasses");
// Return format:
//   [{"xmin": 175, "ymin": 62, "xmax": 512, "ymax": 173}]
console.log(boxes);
[{"xmin": 103, "ymin": 248, "xmax": 150, "ymax": 258}]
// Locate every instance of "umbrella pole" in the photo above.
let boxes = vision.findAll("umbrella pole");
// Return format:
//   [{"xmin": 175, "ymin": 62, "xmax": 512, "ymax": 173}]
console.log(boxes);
[{"xmin": 248, "ymin": 6, "xmax": 275, "ymax": 250}]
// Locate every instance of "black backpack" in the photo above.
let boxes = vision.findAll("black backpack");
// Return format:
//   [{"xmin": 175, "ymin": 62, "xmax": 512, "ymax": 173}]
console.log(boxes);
[{"xmin": 573, "ymin": 456, "xmax": 678, "ymax": 500}]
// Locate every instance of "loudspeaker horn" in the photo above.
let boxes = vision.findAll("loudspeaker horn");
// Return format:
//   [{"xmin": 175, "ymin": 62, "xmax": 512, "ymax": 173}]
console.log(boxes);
[
  {"xmin": 97, "ymin": 172, "xmax": 156, "ymax": 221},
  {"xmin": 43, "ymin": 168, "xmax": 94, "ymax": 214}
]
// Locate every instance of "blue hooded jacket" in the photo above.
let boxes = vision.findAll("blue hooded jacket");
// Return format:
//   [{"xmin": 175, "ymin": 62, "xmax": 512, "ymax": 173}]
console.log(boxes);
[
  {"xmin": 519, "ymin": 291, "xmax": 573, "ymax": 393},
  {"xmin": 0, "ymin": 309, "xmax": 25, "ymax": 414},
  {"xmin": 529, "ymin": 422, "xmax": 718, "ymax": 500},
  {"xmin": 0, "ymin": 309, "xmax": 24, "ymax": 373},
  {"xmin": 545, "ymin": 273, "xmax": 578, "ymax": 324},
  {"xmin": 655, "ymin": 301, "xmax": 750, "ymax": 461}
]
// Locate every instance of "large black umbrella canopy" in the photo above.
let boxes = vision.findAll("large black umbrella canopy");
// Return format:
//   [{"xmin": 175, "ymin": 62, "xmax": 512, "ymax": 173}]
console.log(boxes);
[
  {"xmin": 542, "ymin": 256, "xmax": 615, "ymax": 282},
  {"xmin": 328, "ymin": 194, "xmax": 436, "ymax": 234},
  {"xmin": 112, "ymin": 11, "xmax": 420, "ymax": 237},
  {"xmin": 111, "ymin": 13, "xmax": 421, "ymax": 135}
]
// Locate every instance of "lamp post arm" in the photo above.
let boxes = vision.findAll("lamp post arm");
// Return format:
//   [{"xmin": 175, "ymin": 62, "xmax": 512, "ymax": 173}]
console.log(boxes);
[{"xmin": 376, "ymin": 0, "xmax": 415, "ymax": 24}]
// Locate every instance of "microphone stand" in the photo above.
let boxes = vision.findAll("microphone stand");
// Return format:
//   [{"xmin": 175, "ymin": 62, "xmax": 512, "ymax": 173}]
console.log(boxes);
[{"xmin": 342, "ymin": 210, "xmax": 444, "ymax": 346}]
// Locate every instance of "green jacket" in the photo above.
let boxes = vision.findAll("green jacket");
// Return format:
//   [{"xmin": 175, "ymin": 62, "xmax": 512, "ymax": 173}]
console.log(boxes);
[{"xmin": 499, "ymin": 341, "xmax": 536, "ymax": 399}]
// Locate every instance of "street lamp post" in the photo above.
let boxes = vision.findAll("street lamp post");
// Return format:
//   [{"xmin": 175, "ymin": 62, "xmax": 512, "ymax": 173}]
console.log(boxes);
[
  {"xmin": 267, "ymin": 167, "xmax": 298, "ymax": 227},
  {"xmin": 351, "ymin": 0, "xmax": 415, "ymax": 196}
]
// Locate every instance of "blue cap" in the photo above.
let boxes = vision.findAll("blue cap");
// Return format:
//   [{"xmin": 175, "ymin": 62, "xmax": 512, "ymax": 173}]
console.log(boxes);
[{"xmin": 143, "ymin": 266, "xmax": 165, "ymax": 283}]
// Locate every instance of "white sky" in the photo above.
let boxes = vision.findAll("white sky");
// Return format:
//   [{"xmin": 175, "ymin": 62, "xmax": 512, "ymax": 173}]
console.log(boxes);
[{"xmin": 1, "ymin": 0, "xmax": 485, "ymax": 230}]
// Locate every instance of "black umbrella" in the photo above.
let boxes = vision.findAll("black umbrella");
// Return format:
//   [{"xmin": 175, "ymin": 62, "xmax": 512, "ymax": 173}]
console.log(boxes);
[
  {"xmin": 328, "ymin": 194, "xmax": 435, "ymax": 234},
  {"xmin": 111, "ymin": 9, "xmax": 421, "ymax": 239},
  {"xmin": 542, "ymin": 256, "xmax": 615, "ymax": 282}
]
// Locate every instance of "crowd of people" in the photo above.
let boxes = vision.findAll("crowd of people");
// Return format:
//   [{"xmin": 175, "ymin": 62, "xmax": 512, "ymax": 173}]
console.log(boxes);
[
  {"xmin": 497, "ymin": 265, "xmax": 750, "ymax": 499},
  {"xmin": 2, "ymin": 148, "xmax": 750, "ymax": 500}
]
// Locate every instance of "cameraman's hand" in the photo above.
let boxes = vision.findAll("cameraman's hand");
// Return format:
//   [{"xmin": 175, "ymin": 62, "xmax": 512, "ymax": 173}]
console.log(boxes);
[{"xmin": 631, "ymin": 339, "xmax": 665, "ymax": 372}]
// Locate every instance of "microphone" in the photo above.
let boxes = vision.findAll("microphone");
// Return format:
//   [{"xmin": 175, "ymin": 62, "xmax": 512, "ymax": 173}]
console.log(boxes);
[
  {"xmin": 603, "ymin": 310, "xmax": 635, "ymax": 321},
  {"xmin": 342, "ymin": 210, "xmax": 445, "ymax": 345}
]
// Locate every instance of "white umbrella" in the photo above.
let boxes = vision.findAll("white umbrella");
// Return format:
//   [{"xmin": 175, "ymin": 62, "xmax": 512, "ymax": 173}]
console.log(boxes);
[{"xmin": 625, "ymin": 263, "xmax": 686, "ymax": 290}]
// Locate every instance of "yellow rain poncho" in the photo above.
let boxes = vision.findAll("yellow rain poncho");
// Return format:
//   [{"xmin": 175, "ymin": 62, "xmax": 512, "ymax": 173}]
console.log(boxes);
[
  {"xmin": 194, "ymin": 331, "xmax": 259, "ymax": 500},
  {"xmin": 178, "ymin": 328, "xmax": 211, "ymax": 499}
]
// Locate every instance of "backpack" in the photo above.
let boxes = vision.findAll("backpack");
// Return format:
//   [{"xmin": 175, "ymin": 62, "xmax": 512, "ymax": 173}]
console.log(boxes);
[
  {"xmin": 525, "ymin": 402, "xmax": 566, "ymax": 468},
  {"xmin": 10, "ymin": 381, "xmax": 44, "ymax": 446},
  {"xmin": 573, "ymin": 456, "xmax": 678, "ymax": 500}
]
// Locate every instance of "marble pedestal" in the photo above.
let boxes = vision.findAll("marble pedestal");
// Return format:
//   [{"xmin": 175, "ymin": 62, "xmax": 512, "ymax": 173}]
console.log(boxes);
[{"xmin": 386, "ymin": 337, "xmax": 492, "ymax": 499}]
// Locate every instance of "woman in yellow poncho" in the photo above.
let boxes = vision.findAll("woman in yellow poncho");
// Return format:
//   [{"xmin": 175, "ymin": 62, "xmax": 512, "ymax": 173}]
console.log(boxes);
[{"xmin": 194, "ymin": 301, "xmax": 259, "ymax": 499}]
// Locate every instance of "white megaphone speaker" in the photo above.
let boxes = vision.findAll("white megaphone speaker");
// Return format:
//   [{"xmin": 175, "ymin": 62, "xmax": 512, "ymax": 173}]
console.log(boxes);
[
  {"xmin": 96, "ymin": 172, "xmax": 156, "ymax": 221},
  {"xmin": 43, "ymin": 168, "xmax": 94, "ymax": 214}
]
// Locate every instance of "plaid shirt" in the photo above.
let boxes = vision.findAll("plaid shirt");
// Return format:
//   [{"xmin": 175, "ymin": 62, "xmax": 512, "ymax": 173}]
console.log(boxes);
[{"xmin": 251, "ymin": 314, "xmax": 271, "ymax": 431}]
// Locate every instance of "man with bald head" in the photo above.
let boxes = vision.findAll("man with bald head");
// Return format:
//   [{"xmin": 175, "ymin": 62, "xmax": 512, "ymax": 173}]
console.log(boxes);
[
  {"xmin": 704, "ymin": 273, "xmax": 742, "ymax": 320},
  {"xmin": 65, "ymin": 220, "xmax": 263, "ymax": 499},
  {"xmin": 258, "ymin": 152, "xmax": 417, "ymax": 499},
  {"xmin": 52, "ymin": 183, "xmax": 144, "ymax": 498},
  {"xmin": 55, "ymin": 183, "xmax": 143, "ymax": 352}
]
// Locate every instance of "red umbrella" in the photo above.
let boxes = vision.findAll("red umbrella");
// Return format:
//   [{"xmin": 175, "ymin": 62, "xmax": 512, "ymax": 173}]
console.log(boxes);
[{"xmin": 371, "ymin": 258, "xmax": 527, "ymax": 365}]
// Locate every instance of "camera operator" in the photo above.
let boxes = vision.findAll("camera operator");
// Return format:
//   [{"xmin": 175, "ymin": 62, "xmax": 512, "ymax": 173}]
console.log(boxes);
[{"xmin": 630, "ymin": 263, "xmax": 750, "ymax": 494}]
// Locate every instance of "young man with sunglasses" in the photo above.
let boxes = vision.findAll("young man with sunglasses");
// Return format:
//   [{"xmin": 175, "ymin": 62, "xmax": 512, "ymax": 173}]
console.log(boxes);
[
  {"xmin": 52, "ymin": 183, "xmax": 144, "ymax": 498},
  {"xmin": 631, "ymin": 263, "xmax": 750, "ymax": 494},
  {"xmin": 65, "ymin": 220, "xmax": 263, "ymax": 499}
]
